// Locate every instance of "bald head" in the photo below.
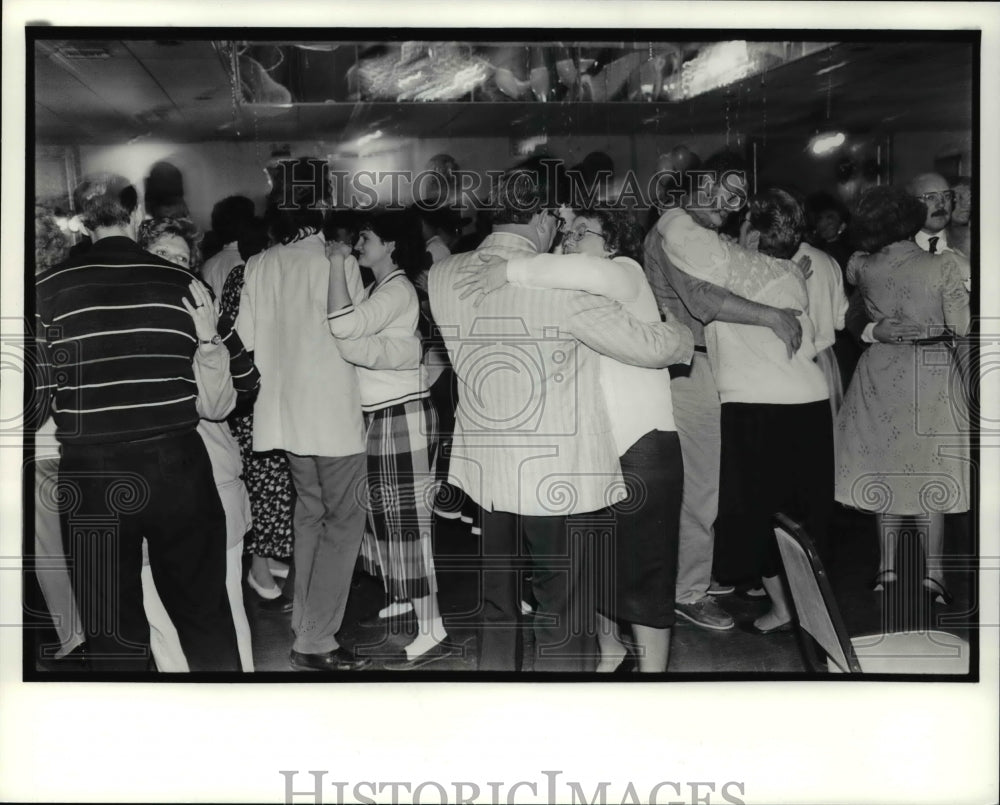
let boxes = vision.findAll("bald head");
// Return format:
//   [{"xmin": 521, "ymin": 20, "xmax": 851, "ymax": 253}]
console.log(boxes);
[{"xmin": 907, "ymin": 172, "xmax": 952, "ymax": 234}]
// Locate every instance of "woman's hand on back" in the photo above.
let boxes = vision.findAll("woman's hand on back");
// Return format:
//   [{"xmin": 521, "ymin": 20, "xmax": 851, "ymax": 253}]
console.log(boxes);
[
  {"xmin": 181, "ymin": 280, "xmax": 220, "ymax": 344},
  {"xmin": 454, "ymin": 254, "xmax": 509, "ymax": 307}
]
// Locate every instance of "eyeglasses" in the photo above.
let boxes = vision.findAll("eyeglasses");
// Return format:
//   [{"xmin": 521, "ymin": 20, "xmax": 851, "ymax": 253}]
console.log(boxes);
[
  {"xmin": 563, "ymin": 226, "xmax": 604, "ymax": 242},
  {"xmin": 544, "ymin": 210, "xmax": 565, "ymax": 230},
  {"xmin": 916, "ymin": 191, "xmax": 954, "ymax": 205}
]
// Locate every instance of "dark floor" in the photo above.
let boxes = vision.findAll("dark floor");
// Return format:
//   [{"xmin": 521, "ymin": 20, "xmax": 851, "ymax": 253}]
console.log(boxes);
[{"xmin": 29, "ymin": 505, "xmax": 975, "ymax": 676}]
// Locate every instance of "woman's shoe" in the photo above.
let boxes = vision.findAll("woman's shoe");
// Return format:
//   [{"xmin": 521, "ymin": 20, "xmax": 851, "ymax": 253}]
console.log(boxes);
[
  {"xmin": 739, "ymin": 618, "xmax": 793, "ymax": 636},
  {"xmin": 359, "ymin": 601, "xmax": 415, "ymax": 628},
  {"xmin": 247, "ymin": 570, "xmax": 282, "ymax": 600},
  {"xmin": 267, "ymin": 559, "xmax": 290, "ymax": 579},
  {"xmin": 614, "ymin": 652, "xmax": 637, "ymax": 674},
  {"xmin": 922, "ymin": 577, "xmax": 953, "ymax": 606},
  {"xmin": 872, "ymin": 569, "xmax": 898, "ymax": 592}
]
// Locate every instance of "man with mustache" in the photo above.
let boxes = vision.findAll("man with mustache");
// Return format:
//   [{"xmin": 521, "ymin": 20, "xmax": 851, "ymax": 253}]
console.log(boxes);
[
  {"xmin": 850, "ymin": 173, "xmax": 970, "ymax": 346},
  {"xmin": 908, "ymin": 172, "xmax": 957, "ymax": 256}
]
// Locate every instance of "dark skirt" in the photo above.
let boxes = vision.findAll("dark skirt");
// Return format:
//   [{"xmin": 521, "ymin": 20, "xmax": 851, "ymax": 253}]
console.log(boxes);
[
  {"xmin": 599, "ymin": 430, "xmax": 683, "ymax": 629},
  {"xmin": 713, "ymin": 400, "xmax": 833, "ymax": 584}
]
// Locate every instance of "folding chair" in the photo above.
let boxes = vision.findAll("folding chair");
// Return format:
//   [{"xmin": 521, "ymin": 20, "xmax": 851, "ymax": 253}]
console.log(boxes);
[{"xmin": 772, "ymin": 513, "xmax": 969, "ymax": 675}]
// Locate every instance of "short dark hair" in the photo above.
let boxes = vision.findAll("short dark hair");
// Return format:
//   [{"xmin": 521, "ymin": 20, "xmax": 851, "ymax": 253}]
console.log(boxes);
[
  {"xmin": 322, "ymin": 208, "xmax": 362, "ymax": 244},
  {"xmin": 137, "ymin": 216, "xmax": 202, "ymax": 271},
  {"xmin": 575, "ymin": 207, "xmax": 644, "ymax": 264},
  {"xmin": 144, "ymin": 161, "xmax": 188, "ymax": 220},
  {"xmin": 848, "ymin": 186, "xmax": 926, "ymax": 254},
  {"xmin": 490, "ymin": 157, "xmax": 563, "ymax": 226},
  {"xmin": 211, "ymin": 195, "xmax": 256, "ymax": 244},
  {"xmin": 72, "ymin": 173, "xmax": 139, "ymax": 230},
  {"xmin": 805, "ymin": 191, "xmax": 850, "ymax": 226},
  {"xmin": 237, "ymin": 218, "xmax": 270, "ymax": 263},
  {"xmin": 749, "ymin": 188, "xmax": 806, "ymax": 260},
  {"xmin": 360, "ymin": 208, "xmax": 431, "ymax": 281}
]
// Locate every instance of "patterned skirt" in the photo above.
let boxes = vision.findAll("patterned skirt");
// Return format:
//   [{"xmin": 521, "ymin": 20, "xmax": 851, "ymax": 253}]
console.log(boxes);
[
  {"xmin": 230, "ymin": 412, "xmax": 295, "ymax": 560},
  {"xmin": 359, "ymin": 396, "xmax": 440, "ymax": 601}
]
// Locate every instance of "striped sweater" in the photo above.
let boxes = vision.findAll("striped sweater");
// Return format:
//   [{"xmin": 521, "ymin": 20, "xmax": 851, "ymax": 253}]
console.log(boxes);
[{"xmin": 35, "ymin": 236, "xmax": 213, "ymax": 445}]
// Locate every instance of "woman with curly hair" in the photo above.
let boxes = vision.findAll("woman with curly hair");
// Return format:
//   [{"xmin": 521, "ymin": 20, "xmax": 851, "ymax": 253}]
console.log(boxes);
[
  {"xmin": 454, "ymin": 207, "xmax": 689, "ymax": 672},
  {"xmin": 836, "ymin": 186, "xmax": 970, "ymax": 604},
  {"xmin": 138, "ymin": 216, "xmax": 202, "ymax": 274},
  {"xmin": 326, "ymin": 209, "xmax": 454, "ymax": 669},
  {"xmin": 137, "ymin": 216, "xmax": 258, "ymax": 670}
]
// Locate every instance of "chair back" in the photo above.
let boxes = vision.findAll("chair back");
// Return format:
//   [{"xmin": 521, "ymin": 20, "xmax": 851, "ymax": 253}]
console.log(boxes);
[{"xmin": 773, "ymin": 513, "xmax": 862, "ymax": 674}]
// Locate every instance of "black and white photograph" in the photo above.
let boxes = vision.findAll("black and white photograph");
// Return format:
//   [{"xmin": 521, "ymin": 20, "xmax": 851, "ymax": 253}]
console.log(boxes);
[{"xmin": 2, "ymin": 2, "xmax": 998, "ymax": 803}]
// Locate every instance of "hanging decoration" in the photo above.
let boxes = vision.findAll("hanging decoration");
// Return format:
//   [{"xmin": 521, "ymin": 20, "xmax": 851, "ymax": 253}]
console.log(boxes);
[{"xmin": 225, "ymin": 40, "xmax": 832, "ymax": 107}]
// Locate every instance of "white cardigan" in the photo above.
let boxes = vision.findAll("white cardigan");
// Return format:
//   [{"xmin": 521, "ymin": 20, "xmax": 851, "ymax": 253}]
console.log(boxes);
[{"xmin": 327, "ymin": 269, "xmax": 428, "ymax": 413}]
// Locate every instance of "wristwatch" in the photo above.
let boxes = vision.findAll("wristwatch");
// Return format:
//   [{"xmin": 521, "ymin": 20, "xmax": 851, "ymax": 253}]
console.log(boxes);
[{"xmin": 199, "ymin": 333, "xmax": 223, "ymax": 346}]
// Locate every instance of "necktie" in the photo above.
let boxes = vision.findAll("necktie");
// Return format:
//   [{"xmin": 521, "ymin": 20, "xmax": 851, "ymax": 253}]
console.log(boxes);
[{"xmin": 928, "ymin": 236, "xmax": 939, "ymax": 254}]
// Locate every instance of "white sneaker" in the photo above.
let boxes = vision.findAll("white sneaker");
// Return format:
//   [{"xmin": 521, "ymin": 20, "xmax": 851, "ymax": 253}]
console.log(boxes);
[{"xmin": 379, "ymin": 600, "xmax": 415, "ymax": 619}]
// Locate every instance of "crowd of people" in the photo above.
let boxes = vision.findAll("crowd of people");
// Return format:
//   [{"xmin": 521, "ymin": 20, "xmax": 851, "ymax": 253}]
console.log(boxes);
[{"xmin": 30, "ymin": 146, "xmax": 973, "ymax": 673}]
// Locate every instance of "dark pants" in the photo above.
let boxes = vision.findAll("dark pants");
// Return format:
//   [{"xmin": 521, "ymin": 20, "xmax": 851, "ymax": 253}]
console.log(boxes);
[
  {"xmin": 478, "ymin": 510, "xmax": 596, "ymax": 672},
  {"xmin": 714, "ymin": 401, "xmax": 834, "ymax": 584},
  {"xmin": 59, "ymin": 430, "xmax": 239, "ymax": 672}
]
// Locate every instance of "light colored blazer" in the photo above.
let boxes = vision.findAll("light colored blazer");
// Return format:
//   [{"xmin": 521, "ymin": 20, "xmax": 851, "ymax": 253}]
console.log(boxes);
[
  {"xmin": 236, "ymin": 233, "xmax": 366, "ymax": 457},
  {"xmin": 429, "ymin": 231, "xmax": 693, "ymax": 516}
]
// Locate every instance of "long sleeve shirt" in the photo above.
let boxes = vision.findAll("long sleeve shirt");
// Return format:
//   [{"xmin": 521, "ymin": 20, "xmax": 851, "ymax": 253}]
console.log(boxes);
[
  {"xmin": 658, "ymin": 209, "xmax": 828, "ymax": 405},
  {"xmin": 327, "ymin": 266, "xmax": 428, "ymax": 412},
  {"xmin": 642, "ymin": 219, "xmax": 729, "ymax": 347},
  {"xmin": 35, "ymin": 236, "xmax": 207, "ymax": 445},
  {"xmin": 505, "ymin": 252, "xmax": 687, "ymax": 454},
  {"xmin": 429, "ymin": 230, "xmax": 693, "ymax": 516}
]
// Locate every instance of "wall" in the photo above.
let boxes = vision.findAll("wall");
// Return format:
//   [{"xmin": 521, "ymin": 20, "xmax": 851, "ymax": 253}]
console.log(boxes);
[
  {"xmin": 79, "ymin": 141, "xmax": 274, "ymax": 232},
  {"xmin": 79, "ymin": 132, "xmax": 755, "ymax": 229},
  {"xmin": 891, "ymin": 130, "xmax": 972, "ymax": 182},
  {"xmin": 79, "ymin": 128, "xmax": 964, "ymax": 230}
]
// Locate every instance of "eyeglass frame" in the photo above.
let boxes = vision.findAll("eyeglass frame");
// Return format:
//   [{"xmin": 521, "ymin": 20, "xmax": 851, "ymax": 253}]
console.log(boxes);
[
  {"xmin": 915, "ymin": 190, "xmax": 955, "ymax": 205},
  {"xmin": 562, "ymin": 225, "xmax": 605, "ymax": 242}
]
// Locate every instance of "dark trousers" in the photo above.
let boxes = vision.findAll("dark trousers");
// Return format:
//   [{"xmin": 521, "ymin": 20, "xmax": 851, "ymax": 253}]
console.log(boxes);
[
  {"xmin": 478, "ymin": 510, "xmax": 596, "ymax": 672},
  {"xmin": 59, "ymin": 430, "xmax": 239, "ymax": 672},
  {"xmin": 714, "ymin": 401, "xmax": 834, "ymax": 584}
]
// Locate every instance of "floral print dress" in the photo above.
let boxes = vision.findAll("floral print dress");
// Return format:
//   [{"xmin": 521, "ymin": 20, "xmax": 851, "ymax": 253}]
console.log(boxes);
[
  {"xmin": 220, "ymin": 264, "xmax": 294, "ymax": 559},
  {"xmin": 835, "ymin": 240, "xmax": 970, "ymax": 516}
]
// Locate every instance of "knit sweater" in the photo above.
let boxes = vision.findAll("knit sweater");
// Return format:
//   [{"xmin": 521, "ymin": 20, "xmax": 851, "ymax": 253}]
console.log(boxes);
[{"xmin": 35, "ymin": 236, "xmax": 208, "ymax": 445}]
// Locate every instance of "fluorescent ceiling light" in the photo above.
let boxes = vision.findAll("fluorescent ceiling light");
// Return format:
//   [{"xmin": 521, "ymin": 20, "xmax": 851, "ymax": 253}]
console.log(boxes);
[{"xmin": 809, "ymin": 131, "xmax": 846, "ymax": 155}]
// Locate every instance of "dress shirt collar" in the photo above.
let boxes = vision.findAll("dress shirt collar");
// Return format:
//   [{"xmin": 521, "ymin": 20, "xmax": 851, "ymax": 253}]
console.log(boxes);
[{"xmin": 915, "ymin": 229, "xmax": 949, "ymax": 253}]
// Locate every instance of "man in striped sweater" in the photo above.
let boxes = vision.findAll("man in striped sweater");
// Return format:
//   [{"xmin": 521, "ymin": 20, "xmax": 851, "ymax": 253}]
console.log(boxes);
[{"xmin": 34, "ymin": 173, "xmax": 239, "ymax": 672}]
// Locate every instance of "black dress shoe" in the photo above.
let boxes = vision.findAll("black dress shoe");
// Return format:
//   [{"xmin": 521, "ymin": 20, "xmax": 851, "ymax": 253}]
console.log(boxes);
[
  {"xmin": 258, "ymin": 596, "xmax": 294, "ymax": 614},
  {"xmin": 289, "ymin": 648, "xmax": 372, "ymax": 672},
  {"xmin": 382, "ymin": 640, "xmax": 461, "ymax": 671}
]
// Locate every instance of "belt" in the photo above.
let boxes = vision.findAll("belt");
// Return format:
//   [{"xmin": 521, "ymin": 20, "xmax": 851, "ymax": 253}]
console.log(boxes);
[
  {"xmin": 913, "ymin": 334, "xmax": 957, "ymax": 346},
  {"xmin": 693, "ymin": 345, "xmax": 708, "ymax": 354}
]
